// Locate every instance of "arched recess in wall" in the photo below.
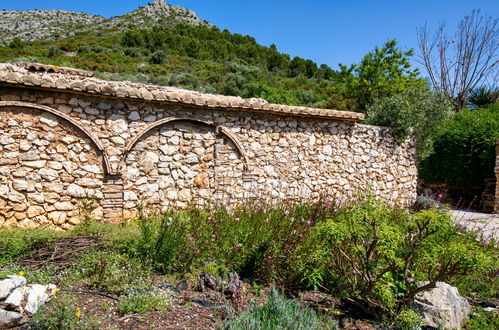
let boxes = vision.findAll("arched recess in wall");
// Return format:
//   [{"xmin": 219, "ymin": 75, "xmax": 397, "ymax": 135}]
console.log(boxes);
[
  {"xmin": 125, "ymin": 117, "xmax": 249, "ymax": 168},
  {"xmin": 122, "ymin": 117, "xmax": 249, "ymax": 213},
  {"xmin": 0, "ymin": 101, "xmax": 111, "ymax": 174},
  {"xmin": 0, "ymin": 101, "xmax": 110, "ymax": 227}
]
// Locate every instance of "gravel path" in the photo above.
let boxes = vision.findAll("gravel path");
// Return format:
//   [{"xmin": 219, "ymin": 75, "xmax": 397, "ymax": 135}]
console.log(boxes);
[{"xmin": 451, "ymin": 209, "xmax": 499, "ymax": 241}]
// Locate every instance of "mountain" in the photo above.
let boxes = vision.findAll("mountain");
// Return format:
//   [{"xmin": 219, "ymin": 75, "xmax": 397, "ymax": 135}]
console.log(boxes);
[{"xmin": 0, "ymin": 0, "xmax": 209, "ymax": 43}]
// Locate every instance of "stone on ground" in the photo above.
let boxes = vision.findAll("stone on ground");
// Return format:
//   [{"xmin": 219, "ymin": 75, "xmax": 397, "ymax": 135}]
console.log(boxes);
[
  {"xmin": 0, "ymin": 309, "xmax": 27, "ymax": 328},
  {"xmin": 413, "ymin": 282, "xmax": 470, "ymax": 329},
  {"xmin": 0, "ymin": 275, "xmax": 26, "ymax": 299}
]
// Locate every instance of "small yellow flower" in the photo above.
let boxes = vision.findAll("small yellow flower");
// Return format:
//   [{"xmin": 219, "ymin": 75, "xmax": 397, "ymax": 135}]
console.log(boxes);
[
  {"xmin": 55, "ymin": 288, "xmax": 60, "ymax": 292},
  {"xmin": 75, "ymin": 311, "xmax": 81, "ymax": 318},
  {"xmin": 75, "ymin": 307, "xmax": 81, "ymax": 311},
  {"xmin": 18, "ymin": 271, "xmax": 25, "ymax": 276},
  {"xmin": 324, "ymin": 308, "xmax": 329, "ymax": 312},
  {"xmin": 335, "ymin": 311, "xmax": 341, "ymax": 315}
]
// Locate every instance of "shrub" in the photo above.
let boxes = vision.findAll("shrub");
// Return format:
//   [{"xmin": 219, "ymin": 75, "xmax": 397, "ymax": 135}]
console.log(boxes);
[
  {"xmin": 221, "ymin": 287, "xmax": 338, "ymax": 330},
  {"xmin": 419, "ymin": 105, "xmax": 499, "ymax": 187},
  {"xmin": 8, "ymin": 37, "xmax": 24, "ymax": 49},
  {"xmin": 47, "ymin": 46, "xmax": 64, "ymax": 58},
  {"xmin": 305, "ymin": 194, "xmax": 496, "ymax": 318},
  {"xmin": 72, "ymin": 249, "xmax": 149, "ymax": 292},
  {"xmin": 149, "ymin": 50, "xmax": 167, "ymax": 64},
  {"xmin": 365, "ymin": 85, "xmax": 452, "ymax": 159}
]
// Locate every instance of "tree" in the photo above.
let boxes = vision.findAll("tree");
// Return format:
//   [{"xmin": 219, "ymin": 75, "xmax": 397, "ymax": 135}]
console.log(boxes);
[
  {"xmin": 340, "ymin": 39, "xmax": 421, "ymax": 110},
  {"xmin": 417, "ymin": 10, "xmax": 498, "ymax": 111}
]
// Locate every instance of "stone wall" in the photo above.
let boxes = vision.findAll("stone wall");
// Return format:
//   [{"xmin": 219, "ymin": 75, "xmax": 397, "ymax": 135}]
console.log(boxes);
[{"xmin": 0, "ymin": 63, "xmax": 418, "ymax": 228}]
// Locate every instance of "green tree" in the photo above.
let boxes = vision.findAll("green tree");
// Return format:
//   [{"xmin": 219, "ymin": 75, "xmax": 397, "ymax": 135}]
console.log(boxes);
[{"xmin": 340, "ymin": 39, "xmax": 420, "ymax": 110}]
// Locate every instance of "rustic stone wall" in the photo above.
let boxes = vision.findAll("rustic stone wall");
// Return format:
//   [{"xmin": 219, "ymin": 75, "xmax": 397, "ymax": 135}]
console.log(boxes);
[{"xmin": 0, "ymin": 64, "xmax": 418, "ymax": 228}]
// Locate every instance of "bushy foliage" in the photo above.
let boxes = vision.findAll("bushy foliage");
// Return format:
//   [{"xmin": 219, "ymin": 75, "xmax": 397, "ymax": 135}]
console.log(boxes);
[
  {"xmin": 419, "ymin": 104, "xmax": 499, "ymax": 187},
  {"xmin": 304, "ymin": 195, "xmax": 496, "ymax": 318},
  {"xmin": 221, "ymin": 287, "xmax": 338, "ymax": 330},
  {"xmin": 125, "ymin": 200, "xmax": 332, "ymax": 282},
  {"xmin": 0, "ymin": 228, "xmax": 63, "ymax": 265},
  {"xmin": 339, "ymin": 39, "xmax": 421, "ymax": 110},
  {"xmin": 365, "ymin": 85, "xmax": 452, "ymax": 158}
]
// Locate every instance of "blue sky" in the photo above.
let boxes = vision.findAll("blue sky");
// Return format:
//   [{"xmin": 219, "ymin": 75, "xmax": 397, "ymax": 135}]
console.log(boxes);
[{"xmin": 2, "ymin": 1, "xmax": 498, "ymax": 71}]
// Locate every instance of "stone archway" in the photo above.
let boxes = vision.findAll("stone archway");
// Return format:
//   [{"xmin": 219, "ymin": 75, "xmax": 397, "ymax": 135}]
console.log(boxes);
[
  {"xmin": 0, "ymin": 101, "xmax": 107, "ymax": 228},
  {"xmin": 121, "ymin": 118, "xmax": 247, "ymax": 216}
]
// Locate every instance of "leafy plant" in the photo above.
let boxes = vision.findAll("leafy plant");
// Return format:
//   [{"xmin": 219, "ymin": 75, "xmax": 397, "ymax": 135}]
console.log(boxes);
[
  {"xmin": 307, "ymin": 194, "xmax": 496, "ymax": 318},
  {"xmin": 419, "ymin": 105, "xmax": 499, "ymax": 187},
  {"xmin": 221, "ymin": 287, "xmax": 338, "ymax": 330},
  {"xmin": 468, "ymin": 86, "xmax": 497, "ymax": 109},
  {"xmin": 32, "ymin": 295, "xmax": 100, "ymax": 330},
  {"xmin": 118, "ymin": 290, "xmax": 175, "ymax": 315},
  {"xmin": 365, "ymin": 84, "xmax": 452, "ymax": 158}
]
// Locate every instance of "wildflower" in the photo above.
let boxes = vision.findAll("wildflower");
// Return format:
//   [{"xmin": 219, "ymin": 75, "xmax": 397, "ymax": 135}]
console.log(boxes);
[
  {"xmin": 436, "ymin": 263, "xmax": 442, "ymax": 267},
  {"xmin": 55, "ymin": 288, "xmax": 60, "ymax": 292},
  {"xmin": 267, "ymin": 255, "xmax": 272, "ymax": 260},
  {"xmin": 306, "ymin": 218, "xmax": 313, "ymax": 229},
  {"xmin": 290, "ymin": 217, "xmax": 295, "ymax": 223},
  {"xmin": 235, "ymin": 217, "xmax": 240, "ymax": 222},
  {"xmin": 236, "ymin": 243, "xmax": 243, "ymax": 248},
  {"xmin": 324, "ymin": 308, "xmax": 329, "ymax": 312},
  {"xmin": 437, "ymin": 194, "xmax": 443, "ymax": 200},
  {"xmin": 335, "ymin": 311, "xmax": 341, "ymax": 315},
  {"xmin": 75, "ymin": 311, "xmax": 81, "ymax": 318},
  {"xmin": 188, "ymin": 236, "xmax": 194, "ymax": 242},
  {"xmin": 18, "ymin": 271, "xmax": 25, "ymax": 276}
]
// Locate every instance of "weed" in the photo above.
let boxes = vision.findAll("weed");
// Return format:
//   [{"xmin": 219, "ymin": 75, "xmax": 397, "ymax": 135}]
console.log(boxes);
[{"xmin": 118, "ymin": 290, "xmax": 175, "ymax": 315}]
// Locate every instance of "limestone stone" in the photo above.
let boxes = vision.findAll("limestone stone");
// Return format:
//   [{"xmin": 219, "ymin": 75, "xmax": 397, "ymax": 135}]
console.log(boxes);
[
  {"xmin": 67, "ymin": 184, "xmax": 86, "ymax": 197},
  {"xmin": 27, "ymin": 205, "xmax": 45, "ymax": 218},
  {"xmin": 48, "ymin": 211, "xmax": 67, "ymax": 224},
  {"xmin": 413, "ymin": 282, "xmax": 470, "ymax": 329},
  {"xmin": 54, "ymin": 202, "xmax": 74, "ymax": 211}
]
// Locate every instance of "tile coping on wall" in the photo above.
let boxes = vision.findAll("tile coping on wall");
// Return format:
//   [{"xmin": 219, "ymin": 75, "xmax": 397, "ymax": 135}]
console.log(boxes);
[{"xmin": 0, "ymin": 62, "xmax": 364, "ymax": 122}]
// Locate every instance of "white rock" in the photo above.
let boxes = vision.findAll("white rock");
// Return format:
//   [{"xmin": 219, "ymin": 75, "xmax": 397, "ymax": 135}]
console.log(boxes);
[
  {"xmin": 83, "ymin": 164, "xmax": 101, "ymax": 174},
  {"xmin": 40, "ymin": 113, "xmax": 59, "ymax": 127},
  {"xmin": 413, "ymin": 282, "xmax": 470, "ymax": 329},
  {"xmin": 0, "ymin": 309, "xmax": 27, "ymax": 328},
  {"xmin": 124, "ymin": 191, "xmax": 138, "ymax": 201},
  {"xmin": 25, "ymin": 284, "xmax": 57, "ymax": 315},
  {"xmin": 54, "ymin": 202, "xmax": 74, "ymax": 211},
  {"xmin": 67, "ymin": 184, "xmax": 86, "ymax": 198},
  {"xmin": 0, "ymin": 275, "xmax": 26, "ymax": 299}
]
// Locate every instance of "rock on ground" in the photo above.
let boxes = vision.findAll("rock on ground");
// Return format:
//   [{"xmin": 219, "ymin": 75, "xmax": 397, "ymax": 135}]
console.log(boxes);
[
  {"xmin": 413, "ymin": 282, "xmax": 470, "ymax": 329},
  {"xmin": 0, "ymin": 276, "xmax": 26, "ymax": 300},
  {"xmin": 0, "ymin": 309, "xmax": 27, "ymax": 329}
]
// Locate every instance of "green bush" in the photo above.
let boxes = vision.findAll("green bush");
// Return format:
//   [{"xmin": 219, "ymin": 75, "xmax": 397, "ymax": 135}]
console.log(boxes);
[
  {"xmin": 365, "ymin": 85, "xmax": 452, "ymax": 158},
  {"xmin": 419, "ymin": 105, "xmax": 499, "ymax": 187},
  {"xmin": 304, "ymin": 194, "xmax": 496, "ymax": 318},
  {"xmin": 221, "ymin": 287, "xmax": 338, "ymax": 330},
  {"xmin": 149, "ymin": 50, "xmax": 167, "ymax": 64}
]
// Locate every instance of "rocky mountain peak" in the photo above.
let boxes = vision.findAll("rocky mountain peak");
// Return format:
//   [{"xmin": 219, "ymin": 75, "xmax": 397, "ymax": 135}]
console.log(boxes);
[{"xmin": 0, "ymin": 1, "xmax": 209, "ymax": 44}]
